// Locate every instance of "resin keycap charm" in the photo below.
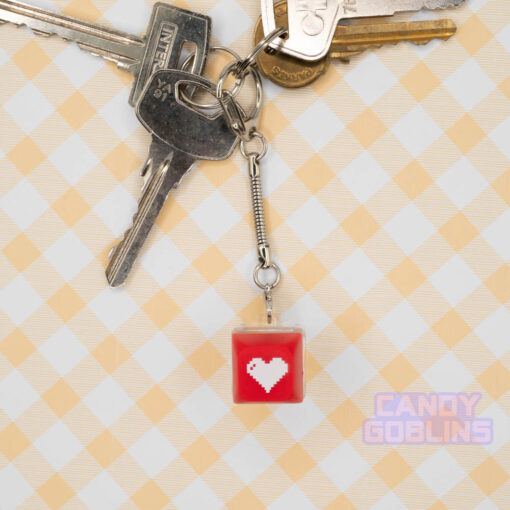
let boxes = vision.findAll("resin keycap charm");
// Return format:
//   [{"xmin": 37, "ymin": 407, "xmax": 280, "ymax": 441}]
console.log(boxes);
[{"xmin": 232, "ymin": 326, "xmax": 304, "ymax": 403}]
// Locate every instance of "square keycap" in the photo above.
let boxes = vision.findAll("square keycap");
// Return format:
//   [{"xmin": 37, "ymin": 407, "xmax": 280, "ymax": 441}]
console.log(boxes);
[{"xmin": 232, "ymin": 327, "xmax": 304, "ymax": 403}]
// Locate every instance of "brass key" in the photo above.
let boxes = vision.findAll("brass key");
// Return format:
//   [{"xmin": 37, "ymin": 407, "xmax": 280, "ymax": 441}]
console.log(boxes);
[
  {"xmin": 255, "ymin": 1, "xmax": 456, "ymax": 88},
  {"xmin": 330, "ymin": 18, "xmax": 457, "ymax": 59}
]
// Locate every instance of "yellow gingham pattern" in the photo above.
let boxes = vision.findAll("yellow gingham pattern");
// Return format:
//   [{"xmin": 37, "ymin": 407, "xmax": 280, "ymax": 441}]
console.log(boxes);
[{"xmin": 1, "ymin": 0, "xmax": 510, "ymax": 508}]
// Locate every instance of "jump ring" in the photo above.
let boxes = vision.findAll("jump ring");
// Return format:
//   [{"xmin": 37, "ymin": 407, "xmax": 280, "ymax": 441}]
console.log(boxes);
[
  {"xmin": 240, "ymin": 129, "xmax": 268, "ymax": 160},
  {"xmin": 254, "ymin": 262, "xmax": 281, "ymax": 290}
]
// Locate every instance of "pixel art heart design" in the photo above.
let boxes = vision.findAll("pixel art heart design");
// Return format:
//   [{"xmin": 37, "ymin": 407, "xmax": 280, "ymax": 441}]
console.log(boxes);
[
  {"xmin": 233, "ymin": 327, "xmax": 304, "ymax": 403},
  {"xmin": 247, "ymin": 357, "xmax": 289, "ymax": 393}
]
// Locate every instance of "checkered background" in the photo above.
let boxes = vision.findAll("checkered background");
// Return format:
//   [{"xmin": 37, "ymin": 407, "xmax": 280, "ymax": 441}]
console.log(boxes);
[{"xmin": 0, "ymin": 0, "xmax": 509, "ymax": 508}]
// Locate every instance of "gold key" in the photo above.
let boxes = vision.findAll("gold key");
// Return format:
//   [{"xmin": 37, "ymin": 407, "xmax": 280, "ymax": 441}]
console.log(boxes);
[{"xmin": 255, "ymin": 1, "xmax": 457, "ymax": 88}]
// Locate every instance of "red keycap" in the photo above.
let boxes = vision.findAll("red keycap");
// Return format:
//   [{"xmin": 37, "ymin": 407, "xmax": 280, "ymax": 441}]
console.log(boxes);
[{"xmin": 232, "ymin": 327, "xmax": 304, "ymax": 403}]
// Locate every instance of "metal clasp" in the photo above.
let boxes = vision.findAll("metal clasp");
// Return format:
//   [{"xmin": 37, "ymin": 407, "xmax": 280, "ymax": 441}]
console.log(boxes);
[
  {"xmin": 218, "ymin": 90, "xmax": 248, "ymax": 140},
  {"xmin": 264, "ymin": 285, "xmax": 273, "ymax": 324}
]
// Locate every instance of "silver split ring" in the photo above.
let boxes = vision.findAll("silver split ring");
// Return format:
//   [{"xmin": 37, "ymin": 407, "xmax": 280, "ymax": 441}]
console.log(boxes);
[
  {"xmin": 180, "ymin": 46, "xmax": 243, "ymax": 110},
  {"xmin": 217, "ymin": 62, "xmax": 263, "ymax": 122},
  {"xmin": 235, "ymin": 26, "xmax": 287, "ymax": 77}
]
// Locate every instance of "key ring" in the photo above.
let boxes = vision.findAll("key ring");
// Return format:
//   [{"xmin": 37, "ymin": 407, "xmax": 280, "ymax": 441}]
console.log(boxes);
[
  {"xmin": 179, "ymin": 46, "xmax": 244, "ymax": 110},
  {"xmin": 180, "ymin": 46, "xmax": 263, "ymax": 123},
  {"xmin": 234, "ymin": 26, "xmax": 287, "ymax": 77},
  {"xmin": 216, "ymin": 63, "xmax": 264, "ymax": 124}
]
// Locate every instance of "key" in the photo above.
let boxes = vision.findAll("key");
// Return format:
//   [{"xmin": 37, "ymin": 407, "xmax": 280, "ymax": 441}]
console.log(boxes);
[
  {"xmin": 255, "ymin": 3, "xmax": 456, "ymax": 87},
  {"xmin": 0, "ymin": 0, "xmax": 211, "ymax": 105},
  {"xmin": 330, "ymin": 18, "xmax": 456, "ymax": 58},
  {"xmin": 106, "ymin": 70, "xmax": 239, "ymax": 287},
  {"xmin": 261, "ymin": 0, "xmax": 464, "ymax": 61}
]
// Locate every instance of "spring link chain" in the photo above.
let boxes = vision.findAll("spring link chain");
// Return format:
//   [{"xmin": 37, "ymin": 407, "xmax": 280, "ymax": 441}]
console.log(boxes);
[
  {"xmin": 249, "ymin": 143, "xmax": 281, "ymax": 324},
  {"xmin": 215, "ymin": 31, "xmax": 284, "ymax": 323},
  {"xmin": 248, "ymin": 152, "xmax": 270, "ymax": 267}
]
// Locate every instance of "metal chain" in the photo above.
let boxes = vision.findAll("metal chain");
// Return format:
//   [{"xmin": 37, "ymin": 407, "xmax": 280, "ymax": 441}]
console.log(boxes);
[
  {"xmin": 249, "ymin": 153, "xmax": 269, "ymax": 259},
  {"xmin": 245, "ymin": 136, "xmax": 281, "ymax": 325},
  {"xmin": 214, "ymin": 29, "xmax": 285, "ymax": 324}
]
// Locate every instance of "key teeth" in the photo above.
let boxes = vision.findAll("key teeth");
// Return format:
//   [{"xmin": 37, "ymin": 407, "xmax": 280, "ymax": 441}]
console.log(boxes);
[
  {"xmin": 426, "ymin": 0, "xmax": 465, "ymax": 6},
  {"xmin": 76, "ymin": 42, "xmax": 139, "ymax": 72},
  {"xmin": 3, "ymin": 20, "xmax": 60, "ymax": 38},
  {"xmin": 107, "ymin": 239, "xmax": 127, "ymax": 281},
  {"xmin": 0, "ymin": 24, "xmax": 138, "ymax": 71},
  {"xmin": 106, "ymin": 211, "xmax": 143, "ymax": 288},
  {"xmin": 106, "ymin": 267, "xmax": 125, "ymax": 288},
  {"xmin": 1, "ymin": 20, "xmax": 38, "ymax": 31},
  {"xmin": 106, "ymin": 159, "xmax": 171, "ymax": 288},
  {"xmin": 106, "ymin": 239, "xmax": 130, "ymax": 287}
]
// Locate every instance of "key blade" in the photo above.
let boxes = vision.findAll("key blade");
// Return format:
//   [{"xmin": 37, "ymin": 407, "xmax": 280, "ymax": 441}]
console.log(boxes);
[
  {"xmin": 339, "ymin": 0, "xmax": 465, "ymax": 20},
  {"xmin": 107, "ymin": 71, "xmax": 238, "ymax": 287},
  {"xmin": 0, "ymin": 0, "xmax": 144, "ymax": 71},
  {"xmin": 106, "ymin": 146, "xmax": 195, "ymax": 288},
  {"xmin": 330, "ymin": 18, "xmax": 456, "ymax": 57}
]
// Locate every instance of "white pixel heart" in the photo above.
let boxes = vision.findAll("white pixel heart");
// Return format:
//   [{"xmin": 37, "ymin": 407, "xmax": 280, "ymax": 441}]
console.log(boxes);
[{"xmin": 247, "ymin": 357, "xmax": 289, "ymax": 393}]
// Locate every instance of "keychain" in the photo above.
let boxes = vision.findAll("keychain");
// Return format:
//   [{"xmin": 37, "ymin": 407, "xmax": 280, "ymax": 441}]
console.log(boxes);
[
  {"xmin": 214, "ymin": 37, "xmax": 305, "ymax": 403},
  {"xmin": 231, "ymin": 143, "xmax": 305, "ymax": 403},
  {"xmin": 230, "ymin": 127, "xmax": 304, "ymax": 404}
]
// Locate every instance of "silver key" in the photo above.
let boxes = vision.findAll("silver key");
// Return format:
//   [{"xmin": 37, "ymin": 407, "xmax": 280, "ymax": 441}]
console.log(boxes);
[
  {"xmin": 261, "ymin": 0, "xmax": 465, "ymax": 61},
  {"xmin": 0, "ymin": 1, "xmax": 210, "ymax": 105},
  {"xmin": 106, "ymin": 70, "xmax": 239, "ymax": 287}
]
